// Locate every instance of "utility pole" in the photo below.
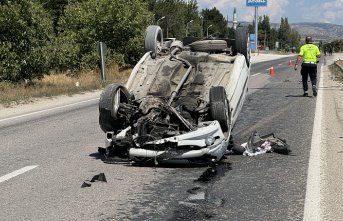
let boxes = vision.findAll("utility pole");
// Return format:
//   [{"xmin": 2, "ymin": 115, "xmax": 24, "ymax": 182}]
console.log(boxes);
[
  {"xmin": 255, "ymin": 6, "xmax": 258, "ymax": 52},
  {"xmin": 233, "ymin": 8, "xmax": 237, "ymax": 30},
  {"xmin": 157, "ymin": 16, "xmax": 165, "ymax": 25},
  {"xmin": 167, "ymin": 18, "xmax": 169, "ymax": 38},
  {"xmin": 186, "ymin": 20, "xmax": 193, "ymax": 36},
  {"xmin": 206, "ymin": 25, "xmax": 213, "ymax": 38},
  {"xmin": 200, "ymin": 16, "xmax": 203, "ymax": 37}
]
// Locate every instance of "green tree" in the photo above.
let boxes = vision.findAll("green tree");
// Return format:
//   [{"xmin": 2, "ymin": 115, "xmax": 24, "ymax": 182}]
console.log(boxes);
[
  {"xmin": 143, "ymin": 0, "xmax": 157, "ymax": 11},
  {"xmin": 247, "ymin": 23, "xmax": 254, "ymax": 34},
  {"xmin": 278, "ymin": 17, "xmax": 291, "ymax": 50},
  {"xmin": 288, "ymin": 29, "xmax": 301, "ymax": 52},
  {"xmin": 39, "ymin": 0, "xmax": 68, "ymax": 33},
  {"xmin": 258, "ymin": 15, "xmax": 271, "ymax": 49},
  {"xmin": 324, "ymin": 40, "xmax": 343, "ymax": 53},
  {"xmin": 0, "ymin": 0, "xmax": 53, "ymax": 82},
  {"xmin": 269, "ymin": 27, "xmax": 278, "ymax": 50},
  {"xmin": 184, "ymin": 0, "xmax": 200, "ymax": 37},
  {"xmin": 58, "ymin": 0, "xmax": 154, "ymax": 69},
  {"xmin": 150, "ymin": 0, "xmax": 199, "ymax": 39},
  {"xmin": 152, "ymin": 0, "xmax": 187, "ymax": 39},
  {"xmin": 201, "ymin": 7, "xmax": 228, "ymax": 38}
]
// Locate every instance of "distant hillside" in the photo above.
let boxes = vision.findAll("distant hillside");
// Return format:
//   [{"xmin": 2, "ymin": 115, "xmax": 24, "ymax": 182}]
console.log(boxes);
[{"xmin": 291, "ymin": 23, "xmax": 343, "ymax": 41}]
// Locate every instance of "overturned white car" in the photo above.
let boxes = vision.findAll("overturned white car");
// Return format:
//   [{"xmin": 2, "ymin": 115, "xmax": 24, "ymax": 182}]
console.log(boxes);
[{"xmin": 99, "ymin": 25, "xmax": 250, "ymax": 164}]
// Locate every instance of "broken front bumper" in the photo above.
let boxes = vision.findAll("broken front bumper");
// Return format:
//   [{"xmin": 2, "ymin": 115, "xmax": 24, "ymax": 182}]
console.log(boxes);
[{"xmin": 126, "ymin": 121, "xmax": 229, "ymax": 162}]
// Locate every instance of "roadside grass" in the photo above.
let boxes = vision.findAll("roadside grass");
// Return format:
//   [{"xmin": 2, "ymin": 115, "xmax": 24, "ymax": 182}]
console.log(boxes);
[
  {"xmin": 329, "ymin": 60, "xmax": 343, "ymax": 82},
  {"xmin": 0, "ymin": 65, "xmax": 131, "ymax": 107}
]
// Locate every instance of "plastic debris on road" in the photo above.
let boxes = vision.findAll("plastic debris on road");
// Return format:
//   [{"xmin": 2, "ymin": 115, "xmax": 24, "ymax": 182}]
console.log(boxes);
[
  {"xmin": 235, "ymin": 131, "xmax": 291, "ymax": 156},
  {"xmin": 81, "ymin": 173, "xmax": 107, "ymax": 188}
]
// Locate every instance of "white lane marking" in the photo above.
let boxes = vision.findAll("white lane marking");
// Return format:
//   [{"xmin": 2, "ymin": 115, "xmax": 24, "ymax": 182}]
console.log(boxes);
[
  {"xmin": 252, "ymin": 73, "xmax": 262, "ymax": 77},
  {"xmin": 0, "ymin": 98, "xmax": 98, "ymax": 123},
  {"xmin": 278, "ymin": 63, "xmax": 283, "ymax": 66},
  {"xmin": 0, "ymin": 165, "xmax": 38, "ymax": 183},
  {"xmin": 303, "ymin": 64, "xmax": 324, "ymax": 221}
]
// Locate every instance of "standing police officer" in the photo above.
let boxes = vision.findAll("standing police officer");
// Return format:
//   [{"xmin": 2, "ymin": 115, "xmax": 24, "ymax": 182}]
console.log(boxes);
[{"xmin": 294, "ymin": 36, "xmax": 321, "ymax": 97}]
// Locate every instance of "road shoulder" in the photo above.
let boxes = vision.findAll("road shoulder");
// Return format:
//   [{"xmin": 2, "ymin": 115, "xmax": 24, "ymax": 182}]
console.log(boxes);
[
  {"xmin": 250, "ymin": 52, "xmax": 296, "ymax": 64},
  {"xmin": 320, "ymin": 54, "xmax": 343, "ymax": 220},
  {"xmin": 0, "ymin": 90, "xmax": 101, "ymax": 120}
]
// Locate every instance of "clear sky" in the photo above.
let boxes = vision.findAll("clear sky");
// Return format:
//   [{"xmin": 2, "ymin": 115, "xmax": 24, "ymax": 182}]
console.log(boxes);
[{"xmin": 197, "ymin": 0, "xmax": 343, "ymax": 26}]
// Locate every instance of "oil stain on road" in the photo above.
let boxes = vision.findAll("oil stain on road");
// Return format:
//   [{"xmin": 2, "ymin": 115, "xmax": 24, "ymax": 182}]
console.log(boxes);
[{"xmin": 167, "ymin": 162, "xmax": 232, "ymax": 221}]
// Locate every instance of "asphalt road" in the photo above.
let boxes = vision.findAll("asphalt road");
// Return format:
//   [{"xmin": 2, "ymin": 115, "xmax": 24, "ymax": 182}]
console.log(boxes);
[{"xmin": 0, "ymin": 55, "xmax": 321, "ymax": 221}]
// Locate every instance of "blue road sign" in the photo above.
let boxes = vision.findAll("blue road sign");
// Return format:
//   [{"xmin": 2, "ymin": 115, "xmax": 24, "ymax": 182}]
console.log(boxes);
[
  {"xmin": 246, "ymin": 0, "xmax": 267, "ymax": 7},
  {"xmin": 250, "ymin": 34, "xmax": 257, "ymax": 50}
]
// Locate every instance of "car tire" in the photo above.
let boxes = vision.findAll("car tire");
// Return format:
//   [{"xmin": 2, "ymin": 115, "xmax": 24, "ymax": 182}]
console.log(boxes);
[
  {"xmin": 209, "ymin": 86, "xmax": 231, "ymax": 132},
  {"xmin": 144, "ymin": 25, "xmax": 163, "ymax": 59},
  {"xmin": 99, "ymin": 84, "xmax": 130, "ymax": 133},
  {"xmin": 234, "ymin": 27, "xmax": 250, "ymax": 66},
  {"xmin": 189, "ymin": 40, "xmax": 227, "ymax": 52}
]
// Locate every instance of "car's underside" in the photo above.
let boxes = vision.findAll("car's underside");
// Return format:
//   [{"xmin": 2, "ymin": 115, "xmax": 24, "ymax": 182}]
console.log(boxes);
[{"xmin": 98, "ymin": 25, "xmax": 250, "ymax": 164}]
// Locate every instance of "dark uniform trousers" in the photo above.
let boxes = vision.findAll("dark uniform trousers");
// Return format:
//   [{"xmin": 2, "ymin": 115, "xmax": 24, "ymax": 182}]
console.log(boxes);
[{"xmin": 301, "ymin": 63, "xmax": 317, "ymax": 92}]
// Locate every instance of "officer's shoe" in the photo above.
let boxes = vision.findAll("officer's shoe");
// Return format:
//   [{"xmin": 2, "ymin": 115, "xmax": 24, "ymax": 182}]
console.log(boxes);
[
  {"xmin": 312, "ymin": 85, "xmax": 317, "ymax": 97},
  {"xmin": 303, "ymin": 91, "xmax": 308, "ymax": 97}
]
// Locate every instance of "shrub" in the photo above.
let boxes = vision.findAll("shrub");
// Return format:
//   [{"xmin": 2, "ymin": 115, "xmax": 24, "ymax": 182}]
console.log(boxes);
[
  {"xmin": 58, "ymin": 0, "xmax": 154, "ymax": 69},
  {"xmin": 0, "ymin": 0, "xmax": 53, "ymax": 82}
]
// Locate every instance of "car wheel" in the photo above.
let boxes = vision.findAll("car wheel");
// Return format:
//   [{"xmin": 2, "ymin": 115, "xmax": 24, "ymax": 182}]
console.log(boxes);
[
  {"xmin": 189, "ymin": 40, "xmax": 227, "ymax": 52},
  {"xmin": 144, "ymin": 25, "xmax": 163, "ymax": 59},
  {"xmin": 99, "ymin": 84, "xmax": 130, "ymax": 133},
  {"xmin": 209, "ymin": 86, "xmax": 231, "ymax": 132},
  {"xmin": 234, "ymin": 27, "xmax": 250, "ymax": 66}
]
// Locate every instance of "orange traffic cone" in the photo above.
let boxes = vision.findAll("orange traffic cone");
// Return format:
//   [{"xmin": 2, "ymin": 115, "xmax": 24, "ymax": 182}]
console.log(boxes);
[
  {"xmin": 269, "ymin": 67, "xmax": 275, "ymax": 76},
  {"xmin": 288, "ymin": 60, "xmax": 293, "ymax": 67}
]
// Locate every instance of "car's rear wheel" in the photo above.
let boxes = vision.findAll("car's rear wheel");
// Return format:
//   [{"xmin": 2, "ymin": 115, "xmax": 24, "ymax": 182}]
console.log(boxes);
[
  {"xmin": 234, "ymin": 27, "xmax": 250, "ymax": 66},
  {"xmin": 209, "ymin": 86, "xmax": 231, "ymax": 132},
  {"xmin": 99, "ymin": 84, "xmax": 130, "ymax": 133},
  {"xmin": 144, "ymin": 25, "xmax": 163, "ymax": 59}
]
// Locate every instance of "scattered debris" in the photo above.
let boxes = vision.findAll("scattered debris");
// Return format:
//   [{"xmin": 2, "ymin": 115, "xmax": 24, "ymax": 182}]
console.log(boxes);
[
  {"xmin": 91, "ymin": 173, "xmax": 107, "ymax": 182},
  {"xmin": 195, "ymin": 162, "xmax": 231, "ymax": 182},
  {"xmin": 81, "ymin": 173, "xmax": 107, "ymax": 188},
  {"xmin": 236, "ymin": 131, "xmax": 291, "ymax": 156},
  {"xmin": 196, "ymin": 167, "xmax": 217, "ymax": 182},
  {"xmin": 81, "ymin": 181, "xmax": 92, "ymax": 188}
]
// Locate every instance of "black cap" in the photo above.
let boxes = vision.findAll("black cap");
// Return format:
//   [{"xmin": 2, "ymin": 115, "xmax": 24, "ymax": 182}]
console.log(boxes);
[{"xmin": 305, "ymin": 36, "xmax": 313, "ymax": 44}]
